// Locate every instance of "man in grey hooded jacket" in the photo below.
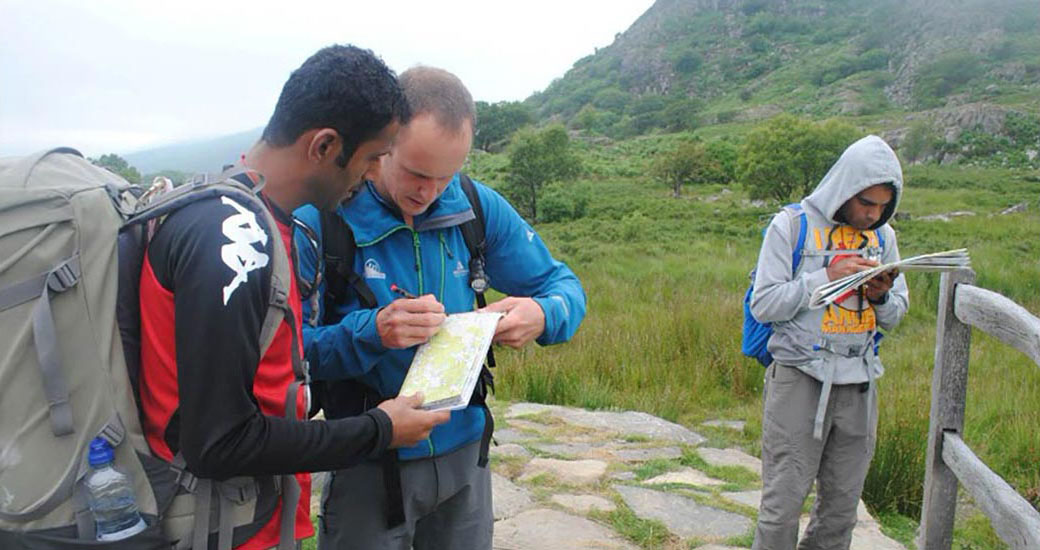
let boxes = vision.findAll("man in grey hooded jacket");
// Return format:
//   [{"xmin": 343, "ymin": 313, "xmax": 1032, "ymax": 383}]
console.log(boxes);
[{"xmin": 750, "ymin": 135, "xmax": 909, "ymax": 549}]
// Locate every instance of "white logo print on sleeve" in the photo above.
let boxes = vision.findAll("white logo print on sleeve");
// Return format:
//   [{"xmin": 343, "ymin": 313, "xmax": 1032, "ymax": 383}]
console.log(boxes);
[{"xmin": 220, "ymin": 197, "xmax": 270, "ymax": 305}]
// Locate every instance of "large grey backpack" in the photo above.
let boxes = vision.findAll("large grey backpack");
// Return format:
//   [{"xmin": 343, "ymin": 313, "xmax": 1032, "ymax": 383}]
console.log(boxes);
[{"xmin": 0, "ymin": 148, "xmax": 304, "ymax": 550}]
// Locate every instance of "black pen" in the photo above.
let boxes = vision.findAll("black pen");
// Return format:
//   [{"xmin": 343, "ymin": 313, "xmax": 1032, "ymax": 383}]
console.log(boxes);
[{"xmin": 390, "ymin": 283, "xmax": 418, "ymax": 299}]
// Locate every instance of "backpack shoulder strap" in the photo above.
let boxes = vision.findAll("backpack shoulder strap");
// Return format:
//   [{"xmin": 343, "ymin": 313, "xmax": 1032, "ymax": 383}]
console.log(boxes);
[
  {"xmin": 457, "ymin": 174, "xmax": 489, "ymax": 305},
  {"xmin": 455, "ymin": 173, "xmax": 497, "ymax": 467},
  {"xmin": 320, "ymin": 209, "xmax": 378, "ymax": 316},
  {"xmin": 457, "ymin": 175, "xmax": 486, "ymax": 263},
  {"xmin": 782, "ymin": 203, "xmax": 808, "ymax": 275}
]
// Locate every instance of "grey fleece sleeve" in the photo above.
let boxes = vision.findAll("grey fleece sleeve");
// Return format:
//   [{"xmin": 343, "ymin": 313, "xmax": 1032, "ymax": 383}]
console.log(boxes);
[
  {"xmin": 872, "ymin": 225, "xmax": 909, "ymax": 331},
  {"xmin": 750, "ymin": 211, "xmax": 830, "ymax": 323}
]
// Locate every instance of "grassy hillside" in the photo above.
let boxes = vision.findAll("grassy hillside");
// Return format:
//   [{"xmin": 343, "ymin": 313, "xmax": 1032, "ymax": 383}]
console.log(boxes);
[
  {"xmin": 468, "ymin": 133, "xmax": 1040, "ymax": 549},
  {"xmin": 528, "ymin": 0, "xmax": 1040, "ymax": 136}
]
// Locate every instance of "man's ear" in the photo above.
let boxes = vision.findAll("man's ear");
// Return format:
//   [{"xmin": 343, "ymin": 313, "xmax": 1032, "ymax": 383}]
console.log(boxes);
[{"xmin": 307, "ymin": 129, "xmax": 341, "ymax": 163}]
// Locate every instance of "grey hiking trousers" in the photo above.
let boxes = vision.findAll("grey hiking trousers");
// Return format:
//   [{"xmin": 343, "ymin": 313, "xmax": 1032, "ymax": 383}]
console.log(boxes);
[
  {"xmin": 317, "ymin": 441, "xmax": 492, "ymax": 550},
  {"xmin": 753, "ymin": 364, "xmax": 878, "ymax": 550}
]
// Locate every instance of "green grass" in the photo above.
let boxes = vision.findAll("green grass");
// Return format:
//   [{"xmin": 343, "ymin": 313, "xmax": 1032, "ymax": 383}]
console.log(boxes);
[
  {"xmin": 599, "ymin": 503, "xmax": 678, "ymax": 549},
  {"xmin": 480, "ymin": 140, "xmax": 1040, "ymax": 549}
]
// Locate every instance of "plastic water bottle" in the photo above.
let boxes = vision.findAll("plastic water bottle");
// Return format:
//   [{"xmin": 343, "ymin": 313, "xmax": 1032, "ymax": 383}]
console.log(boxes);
[{"xmin": 83, "ymin": 437, "xmax": 147, "ymax": 541}]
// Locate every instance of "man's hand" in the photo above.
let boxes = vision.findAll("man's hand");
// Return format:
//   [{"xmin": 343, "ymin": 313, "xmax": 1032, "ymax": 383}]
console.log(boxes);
[
  {"xmin": 377, "ymin": 294, "xmax": 445, "ymax": 349},
  {"xmin": 376, "ymin": 393, "xmax": 450, "ymax": 449},
  {"xmin": 826, "ymin": 256, "xmax": 878, "ymax": 281},
  {"xmin": 865, "ymin": 268, "xmax": 899, "ymax": 302},
  {"xmin": 480, "ymin": 297, "xmax": 545, "ymax": 349}
]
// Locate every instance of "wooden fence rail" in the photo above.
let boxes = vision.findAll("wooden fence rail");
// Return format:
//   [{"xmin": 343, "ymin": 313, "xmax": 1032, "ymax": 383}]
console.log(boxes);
[{"xmin": 919, "ymin": 269, "xmax": 1040, "ymax": 550}]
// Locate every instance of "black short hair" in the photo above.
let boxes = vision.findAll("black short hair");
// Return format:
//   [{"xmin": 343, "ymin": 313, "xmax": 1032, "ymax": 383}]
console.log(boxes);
[{"xmin": 261, "ymin": 44, "xmax": 410, "ymax": 166}]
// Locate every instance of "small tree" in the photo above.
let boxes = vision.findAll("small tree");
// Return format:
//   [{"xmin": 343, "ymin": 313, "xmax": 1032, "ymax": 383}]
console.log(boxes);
[
  {"xmin": 652, "ymin": 140, "xmax": 719, "ymax": 198},
  {"xmin": 90, "ymin": 153, "xmax": 141, "ymax": 184},
  {"xmin": 738, "ymin": 114, "xmax": 859, "ymax": 203},
  {"xmin": 505, "ymin": 124, "xmax": 581, "ymax": 222}
]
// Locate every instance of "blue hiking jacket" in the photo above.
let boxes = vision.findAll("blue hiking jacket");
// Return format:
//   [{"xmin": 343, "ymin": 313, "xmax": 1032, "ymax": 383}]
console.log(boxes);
[{"xmin": 294, "ymin": 175, "xmax": 586, "ymax": 460}]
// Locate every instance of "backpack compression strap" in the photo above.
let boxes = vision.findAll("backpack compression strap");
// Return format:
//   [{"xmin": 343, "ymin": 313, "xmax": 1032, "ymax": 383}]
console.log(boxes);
[{"xmin": 0, "ymin": 148, "xmax": 86, "ymax": 439}]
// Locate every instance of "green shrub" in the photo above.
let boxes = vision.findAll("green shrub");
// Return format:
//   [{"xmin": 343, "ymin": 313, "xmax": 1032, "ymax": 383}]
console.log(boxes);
[
  {"xmin": 539, "ymin": 182, "xmax": 590, "ymax": 223},
  {"xmin": 915, "ymin": 52, "xmax": 984, "ymax": 108}
]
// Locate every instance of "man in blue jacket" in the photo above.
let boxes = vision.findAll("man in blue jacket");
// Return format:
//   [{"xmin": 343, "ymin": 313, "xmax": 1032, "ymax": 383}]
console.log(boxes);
[{"xmin": 295, "ymin": 66, "xmax": 586, "ymax": 550}]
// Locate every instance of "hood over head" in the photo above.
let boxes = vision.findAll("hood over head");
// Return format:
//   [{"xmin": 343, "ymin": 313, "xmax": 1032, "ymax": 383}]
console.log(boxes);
[{"xmin": 805, "ymin": 135, "xmax": 903, "ymax": 229}]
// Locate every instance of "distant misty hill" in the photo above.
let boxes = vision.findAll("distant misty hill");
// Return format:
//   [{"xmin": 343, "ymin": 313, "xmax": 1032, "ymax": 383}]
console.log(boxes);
[{"xmin": 124, "ymin": 127, "xmax": 262, "ymax": 174}]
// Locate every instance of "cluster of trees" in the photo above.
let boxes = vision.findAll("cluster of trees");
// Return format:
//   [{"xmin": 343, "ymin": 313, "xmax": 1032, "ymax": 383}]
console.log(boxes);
[
  {"xmin": 652, "ymin": 138, "xmax": 738, "ymax": 198},
  {"xmin": 89, "ymin": 154, "xmax": 189, "ymax": 186},
  {"xmin": 652, "ymin": 114, "xmax": 860, "ymax": 202},
  {"xmin": 475, "ymin": 101, "xmax": 532, "ymax": 152},
  {"xmin": 90, "ymin": 153, "xmax": 141, "ymax": 184}
]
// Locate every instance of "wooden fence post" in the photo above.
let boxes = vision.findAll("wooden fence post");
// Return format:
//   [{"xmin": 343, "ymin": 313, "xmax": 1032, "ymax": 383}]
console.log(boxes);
[{"xmin": 919, "ymin": 269, "xmax": 976, "ymax": 550}]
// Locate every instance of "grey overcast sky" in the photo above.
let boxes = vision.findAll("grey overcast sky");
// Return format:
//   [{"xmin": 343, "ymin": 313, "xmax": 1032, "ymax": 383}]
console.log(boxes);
[{"xmin": 0, "ymin": 0, "xmax": 654, "ymax": 157}]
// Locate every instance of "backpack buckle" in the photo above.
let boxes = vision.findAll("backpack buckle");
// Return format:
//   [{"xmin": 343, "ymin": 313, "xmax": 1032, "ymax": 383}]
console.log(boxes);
[
  {"xmin": 177, "ymin": 470, "xmax": 199, "ymax": 493},
  {"xmin": 218, "ymin": 478, "xmax": 258, "ymax": 505},
  {"xmin": 47, "ymin": 258, "xmax": 81, "ymax": 293}
]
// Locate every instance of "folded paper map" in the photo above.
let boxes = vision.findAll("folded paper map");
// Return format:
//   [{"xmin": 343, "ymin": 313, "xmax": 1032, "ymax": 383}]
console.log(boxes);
[
  {"xmin": 399, "ymin": 311, "xmax": 503, "ymax": 411},
  {"xmin": 809, "ymin": 248, "xmax": 970, "ymax": 309}
]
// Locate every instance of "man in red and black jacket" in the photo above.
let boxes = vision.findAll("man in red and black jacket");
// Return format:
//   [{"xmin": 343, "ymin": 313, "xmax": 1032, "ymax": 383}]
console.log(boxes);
[{"xmin": 137, "ymin": 45, "xmax": 450, "ymax": 550}]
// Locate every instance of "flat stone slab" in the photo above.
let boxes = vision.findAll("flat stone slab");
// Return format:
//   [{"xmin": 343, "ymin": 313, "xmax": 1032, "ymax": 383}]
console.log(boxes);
[
  {"xmin": 611, "ymin": 471, "xmax": 637, "ymax": 481},
  {"xmin": 507, "ymin": 402, "xmax": 706, "ymax": 446},
  {"xmin": 791, "ymin": 500, "xmax": 903, "ymax": 549},
  {"xmin": 702, "ymin": 419, "xmax": 746, "ymax": 432},
  {"xmin": 492, "ymin": 473, "xmax": 534, "ymax": 520},
  {"xmin": 491, "ymin": 443, "xmax": 531, "ymax": 459},
  {"xmin": 519, "ymin": 458, "xmax": 608, "ymax": 486},
  {"xmin": 495, "ymin": 427, "xmax": 537, "ymax": 444},
  {"xmin": 611, "ymin": 446, "xmax": 682, "ymax": 462},
  {"xmin": 551, "ymin": 493, "xmax": 617, "ymax": 514},
  {"xmin": 851, "ymin": 500, "xmax": 905, "ymax": 550},
  {"xmin": 532, "ymin": 441, "xmax": 612, "ymax": 459},
  {"xmin": 720, "ymin": 489, "xmax": 761, "ymax": 509},
  {"xmin": 503, "ymin": 418, "xmax": 549, "ymax": 433},
  {"xmin": 613, "ymin": 485, "xmax": 752, "ymax": 540},
  {"xmin": 697, "ymin": 447, "xmax": 762, "ymax": 475},
  {"xmin": 850, "ymin": 520, "xmax": 905, "ymax": 550},
  {"xmin": 494, "ymin": 508, "xmax": 638, "ymax": 550},
  {"xmin": 645, "ymin": 467, "xmax": 724, "ymax": 487},
  {"xmin": 506, "ymin": 402, "xmax": 559, "ymax": 417}
]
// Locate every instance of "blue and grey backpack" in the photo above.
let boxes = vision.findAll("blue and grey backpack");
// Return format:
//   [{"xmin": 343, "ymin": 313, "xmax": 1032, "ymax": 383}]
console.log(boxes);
[{"xmin": 741, "ymin": 203, "xmax": 807, "ymax": 367}]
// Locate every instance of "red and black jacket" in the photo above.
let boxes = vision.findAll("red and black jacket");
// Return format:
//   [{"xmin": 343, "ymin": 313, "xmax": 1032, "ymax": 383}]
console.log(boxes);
[{"xmin": 137, "ymin": 188, "xmax": 392, "ymax": 549}]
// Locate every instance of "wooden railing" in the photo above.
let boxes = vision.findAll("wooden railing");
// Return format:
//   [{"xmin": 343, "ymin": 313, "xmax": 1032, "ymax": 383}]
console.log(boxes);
[{"xmin": 919, "ymin": 269, "xmax": 1040, "ymax": 549}]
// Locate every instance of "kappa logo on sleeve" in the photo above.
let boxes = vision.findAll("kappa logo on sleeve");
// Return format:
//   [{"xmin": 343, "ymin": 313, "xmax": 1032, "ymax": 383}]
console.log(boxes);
[{"xmin": 220, "ymin": 197, "xmax": 270, "ymax": 305}]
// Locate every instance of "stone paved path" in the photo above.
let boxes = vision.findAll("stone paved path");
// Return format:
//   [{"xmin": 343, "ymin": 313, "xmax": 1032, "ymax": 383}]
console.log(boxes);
[
  {"xmin": 311, "ymin": 401, "xmax": 906, "ymax": 549},
  {"xmin": 486, "ymin": 401, "xmax": 906, "ymax": 550}
]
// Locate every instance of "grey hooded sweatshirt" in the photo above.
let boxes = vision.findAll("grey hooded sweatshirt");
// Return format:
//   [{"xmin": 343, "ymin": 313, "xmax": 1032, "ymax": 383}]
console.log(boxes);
[{"xmin": 751, "ymin": 135, "xmax": 909, "ymax": 438}]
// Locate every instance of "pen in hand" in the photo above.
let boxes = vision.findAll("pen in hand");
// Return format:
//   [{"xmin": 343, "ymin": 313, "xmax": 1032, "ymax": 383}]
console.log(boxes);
[{"xmin": 390, "ymin": 283, "xmax": 418, "ymax": 299}]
